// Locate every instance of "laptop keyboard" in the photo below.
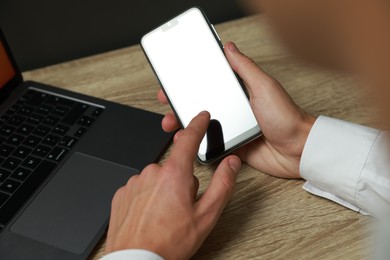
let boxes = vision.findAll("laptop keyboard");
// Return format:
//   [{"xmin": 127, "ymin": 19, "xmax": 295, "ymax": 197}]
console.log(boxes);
[{"xmin": 0, "ymin": 89, "xmax": 104, "ymax": 231}]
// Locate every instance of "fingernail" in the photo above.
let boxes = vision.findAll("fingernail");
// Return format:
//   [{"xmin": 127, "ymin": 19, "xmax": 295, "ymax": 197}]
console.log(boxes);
[
  {"xmin": 228, "ymin": 42, "xmax": 238, "ymax": 52},
  {"xmin": 228, "ymin": 157, "xmax": 241, "ymax": 173},
  {"xmin": 198, "ymin": 110, "xmax": 209, "ymax": 116}
]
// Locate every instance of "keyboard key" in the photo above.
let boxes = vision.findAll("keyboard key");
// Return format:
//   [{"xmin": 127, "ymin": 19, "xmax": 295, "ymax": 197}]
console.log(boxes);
[
  {"xmin": 6, "ymin": 134, "xmax": 25, "ymax": 146},
  {"xmin": 47, "ymin": 147, "xmax": 68, "ymax": 162},
  {"xmin": 91, "ymin": 107, "xmax": 104, "ymax": 117},
  {"xmin": 16, "ymin": 95, "xmax": 29, "ymax": 105},
  {"xmin": 12, "ymin": 146, "xmax": 32, "ymax": 159},
  {"xmin": 57, "ymin": 97, "xmax": 75, "ymax": 107},
  {"xmin": 0, "ymin": 115, "xmax": 9, "ymax": 125},
  {"xmin": 27, "ymin": 92, "xmax": 47, "ymax": 106},
  {"xmin": 45, "ymin": 95, "xmax": 75, "ymax": 107},
  {"xmin": 0, "ymin": 192, "xmax": 9, "ymax": 206},
  {"xmin": 33, "ymin": 125, "xmax": 50, "ymax": 137},
  {"xmin": 0, "ymin": 160, "xmax": 56, "ymax": 225},
  {"xmin": 0, "ymin": 125, "xmax": 16, "ymax": 137},
  {"xmin": 22, "ymin": 156, "xmax": 41, "ymax": 169},
  {"xmin": 74, "ymin": 127, "xmax": 87, "ymax": 137},
  {"xmin": 32, "ymin": 145, "xmax": 51, "ymax": 157},
  {"xmin": 42, "ymin": 134, "xmax": 60, "ymax": 146},
  {"xmin": 35, "ymin": 105, "xmax": 53, "ymax": 115},
  {"xmin": 78, "ymin": 116, "xmax": 94, "ymax": 127},
  {"xmin": 0, "ymin": 179, "xmax": 21, "ymax": 194},
  {"xmin": 59, "ymin": 136, "xmax": 77, "ymax": 148},
  {"xmin": 0, "ymin": 144, "xmax": 15, "ymax": 157},
  {"xmin": 23, "ymin": 136, "xmax": 42, "ymax": 148},
  {"xmin": 8, "ymin": 115, "xmax": 25, "ymax": 126},
  {"xmin": 2, "ymin": 157, "xmax": 22, "ymax": 171},
  {"xmin": 26, "ymin": 114, "xmax": 44, "ymax": 125},
  {"xmin": 24, "ymin": 90, "xmax": 37, "ymax": 97},
  {"xmin": 0, "ymin": 169, "xmax": 11, "ymax": 182},
  {"xmin": 45, "ymin": 96, "xmax": 76, "ymax": 107},
  {"xmin": 6, "ymin": 105, "xmax": 19, "ymax": 115},
  {"xmin": 16, "ymin": 124, "xmax": 34, "ymax": 135},
  {"xmin": 42, "ymin": 115, "xmax": 60, "ymax": 126},
  {"xmin": 43, "ymin": 95, "xmax": 58, "ymax": 105},
  {"xmin": 11, "ymin": 167, "xmax": 32, "ymax": 181},
  {"xmin": 18, "ymin": 106, "xmax": 35, "ymax": 116},
  {"xmin": 52, "ymin": 106, "xmax": 69, "ymax": 116},
  {"xmin": 52, "ymin": 124, "xmax": 70, "ymax": 136},
  {"xmin": 61, "ymin": 103, "xmax": 88, "ymax": 125}
]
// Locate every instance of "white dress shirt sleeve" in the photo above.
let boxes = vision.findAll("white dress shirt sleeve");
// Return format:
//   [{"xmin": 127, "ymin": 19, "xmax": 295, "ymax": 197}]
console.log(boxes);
[
  {"xmin": 100, "ymin": 249, "xmax": 164, "ymax": 260},
  {"xmin": 300, "ymin": 116, "xmax": 390, "ymax": 217}
]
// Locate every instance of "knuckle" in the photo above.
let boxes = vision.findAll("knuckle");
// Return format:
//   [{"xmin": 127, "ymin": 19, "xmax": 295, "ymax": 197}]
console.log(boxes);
[
  {"xmin": 126, "ymin": 174, "xmax": 138, "ymax": 185},
  {"xmin": 184, "ymin": 125, "xmax": 203, "ymax": 139},
  {"xmin": 112, "ymin": 186, "xmax": 124, "ymax": 205},
  {"xmin": 142, "ymin": 163, "xmax": 160, "ymax": 174}
]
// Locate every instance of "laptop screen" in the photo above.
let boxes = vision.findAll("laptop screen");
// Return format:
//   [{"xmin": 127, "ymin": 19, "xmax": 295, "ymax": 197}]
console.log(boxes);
[{"xmin": 0, "ymin": 40, "xmax": 16, "ymax": 88}]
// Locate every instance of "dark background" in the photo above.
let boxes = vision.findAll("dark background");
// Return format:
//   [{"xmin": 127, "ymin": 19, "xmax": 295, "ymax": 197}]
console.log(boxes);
[{"xmin": 0, "ymin": 0, "xmax": 248, "ymax": 71}]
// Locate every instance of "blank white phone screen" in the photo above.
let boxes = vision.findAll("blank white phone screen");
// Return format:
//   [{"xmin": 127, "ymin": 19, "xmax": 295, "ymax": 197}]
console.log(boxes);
[{"xmin": 142, "ymin": 8, "xmax": 260, "ymax": 162}]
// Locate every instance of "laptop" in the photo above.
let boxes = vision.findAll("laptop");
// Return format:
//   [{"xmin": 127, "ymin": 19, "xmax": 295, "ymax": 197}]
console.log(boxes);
[{"xmin": 0, "ymin": 27, "xmax": 173, "ymax": 259}]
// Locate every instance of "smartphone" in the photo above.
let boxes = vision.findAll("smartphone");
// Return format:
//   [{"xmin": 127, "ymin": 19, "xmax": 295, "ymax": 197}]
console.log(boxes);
[{"xmin": 141, "ymin": 7, "xmax": 261, "ymax": 164}]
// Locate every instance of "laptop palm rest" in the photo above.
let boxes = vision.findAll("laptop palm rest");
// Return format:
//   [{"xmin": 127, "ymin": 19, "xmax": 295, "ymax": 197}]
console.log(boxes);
[{"xmin": 10, "ymin": 152, "xmax": 136, "ymax": 254}]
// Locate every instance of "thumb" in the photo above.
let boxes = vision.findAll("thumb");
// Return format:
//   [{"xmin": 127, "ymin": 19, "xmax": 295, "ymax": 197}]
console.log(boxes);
[
  {"xmin": 196, "ymin": 155, "xmax": 241, "ymax": 225},
  {"xmin": 224, "ymin": 42, "xmax": 273, "ymax": 99}
]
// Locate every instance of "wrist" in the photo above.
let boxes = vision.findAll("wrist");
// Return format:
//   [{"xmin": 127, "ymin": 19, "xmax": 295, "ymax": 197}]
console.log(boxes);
[{"xmin": 295, "ymin": 113, "xmax": 316, "ymax": 177}]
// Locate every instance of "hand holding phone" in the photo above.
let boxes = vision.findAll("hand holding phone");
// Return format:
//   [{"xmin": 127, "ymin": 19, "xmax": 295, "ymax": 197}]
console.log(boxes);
[{"xmin": 141, "ymin": 7, "xmax": 261, "ymax": 163}]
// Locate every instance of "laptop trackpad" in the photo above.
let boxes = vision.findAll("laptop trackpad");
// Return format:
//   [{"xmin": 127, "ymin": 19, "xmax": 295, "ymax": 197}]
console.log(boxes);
[{"xmin": 10, "ymin": 152, "xmax": 137, "ymax": 254}]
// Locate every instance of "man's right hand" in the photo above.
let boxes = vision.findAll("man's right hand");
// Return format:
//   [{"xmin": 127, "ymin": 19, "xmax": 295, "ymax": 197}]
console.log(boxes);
[{"xmin": 157, "ymin": 42, "xmax": 316, "ymax": 178}]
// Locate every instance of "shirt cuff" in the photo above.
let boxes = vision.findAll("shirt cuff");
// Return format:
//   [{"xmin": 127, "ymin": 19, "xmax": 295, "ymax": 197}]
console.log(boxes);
[
  {"xmin": 300, "ymin": 116, "xmax": 380, "ymax": 213},
  {"xmin": 101, "ymin": 249, "xmax": 164, "ymax": 260},
  {"xmin": 302, "ymin": 182, "xmax": 369, "ymax": 215}
]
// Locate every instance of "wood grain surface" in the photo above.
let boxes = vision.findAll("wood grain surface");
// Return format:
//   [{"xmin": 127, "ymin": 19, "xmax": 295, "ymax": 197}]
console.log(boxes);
[{"xmin": 23, "ymin": 15, "xmax": 375, "ymax": 260}]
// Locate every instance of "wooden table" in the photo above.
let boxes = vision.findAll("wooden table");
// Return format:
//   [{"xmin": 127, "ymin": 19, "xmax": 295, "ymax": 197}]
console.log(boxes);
[{"xmin": 23, "ymin": 15, "xmax": 374, "ymax": 260}]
